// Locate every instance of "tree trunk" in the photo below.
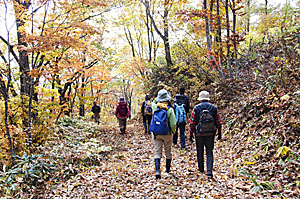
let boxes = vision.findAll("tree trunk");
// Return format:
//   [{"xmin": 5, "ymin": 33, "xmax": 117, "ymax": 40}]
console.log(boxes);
[
  {"xmin": 246, "ymin": 0, "xmax": 251, "ymax": 33},
  {"xmin": 225, "ymin": 0, "xmax": 232, "ymax": 78},
  {"xmin": 145, "ymin": 0, "xmax": 152, "ymax": 62},
  {"xmin": 265, "ymin": 0, "xmax": 268, "ymax": 15},
  {"xmin": 204, "ymin": 0, "xmax": 212, "ymax": 51},
  {"xmin": 124, "ymin": 26, "xmax": 136, "ymax": 57},
  {"xmin": 13, "ymin": 1, "xmax": 31, "ymax": 96},
  {"xmin": 26, "ymin": 77, "xmax": 34, "ymax": 152},
  {"xmin": 216, "ymin": 0, "xmax": 226, "ymax": 79},
  {"xmin": 162, "ymin": 1, "xmax": 172, "ymax": 67},
  {"xmin": 209, "ymin": 0, "xmax": 214, "ymax": 42},
  {"xmin": 232, "ymin": 0, "xmax": 240, "ymax": 77},
  {"xmin": 2, "ymin": 30, "xmax": 16, "ymax": 165},
  {"xmin": 79, "ymin": 78, "xmax": 85, "ymax": 117},
  {"xmin": 142, "ymin": 0, "xmax": 173, "ymax": 67}
]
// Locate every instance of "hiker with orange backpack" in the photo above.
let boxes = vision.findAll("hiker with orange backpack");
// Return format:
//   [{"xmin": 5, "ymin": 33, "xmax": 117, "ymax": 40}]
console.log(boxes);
[{"xmin": 115, "ymin": 97, "xmax": 131, "ymax": 135}]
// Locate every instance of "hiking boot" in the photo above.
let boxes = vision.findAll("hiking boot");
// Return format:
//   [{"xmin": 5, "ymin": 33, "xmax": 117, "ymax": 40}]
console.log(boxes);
[
  {"xmin": 206, "ymin": 170, "xmax": 213, "ymax": 178},
  {"xmin": 166, "ymin": 159, "xmax": 171, "ymax": 173},
  {"xmin": 120, "ymin": 128, "xmax": 125, "ymax": 135},
  {"xmin": 155, "ymin": 158, "xmax": 161, "ymax": 179}
]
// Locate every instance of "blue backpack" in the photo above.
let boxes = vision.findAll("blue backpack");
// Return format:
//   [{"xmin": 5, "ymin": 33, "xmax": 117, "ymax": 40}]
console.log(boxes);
[
  {"xmin": 149, "ymin": 106, "xmax": 170, "ymax": 135},
  {"xmin": 175, "ymin": 103, "xmax": 186, "ymax": 124}
]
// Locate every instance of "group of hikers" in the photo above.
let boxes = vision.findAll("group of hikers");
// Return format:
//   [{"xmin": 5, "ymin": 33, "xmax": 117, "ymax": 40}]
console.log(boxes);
[{"xmin": 92, "ymin": 87, "xmax": 222, "ymax": 179}]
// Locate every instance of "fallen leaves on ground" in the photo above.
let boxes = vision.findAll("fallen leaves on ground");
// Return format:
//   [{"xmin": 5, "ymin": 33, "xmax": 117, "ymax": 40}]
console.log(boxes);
[{"xmin": 41, "ymin": 121, "xmax": 270, "ymax": 198}]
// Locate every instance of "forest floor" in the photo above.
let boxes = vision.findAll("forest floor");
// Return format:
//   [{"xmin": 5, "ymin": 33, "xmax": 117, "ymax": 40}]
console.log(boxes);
[{"xmin": 42, "ymin": 119, "xmax": 272, "ymax": 199}]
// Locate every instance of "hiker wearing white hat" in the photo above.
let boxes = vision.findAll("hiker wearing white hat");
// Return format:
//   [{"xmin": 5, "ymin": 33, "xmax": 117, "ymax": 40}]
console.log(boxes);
[{"xmin": 189, "ymin": 90, "xmax": 222, "ymax": 178}]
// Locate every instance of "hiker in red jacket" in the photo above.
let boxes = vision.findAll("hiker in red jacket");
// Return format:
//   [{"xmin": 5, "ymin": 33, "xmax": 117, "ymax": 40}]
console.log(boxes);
[{"xmin": 115, "ymin": 97, "xmax": 131, "ymax": 135}]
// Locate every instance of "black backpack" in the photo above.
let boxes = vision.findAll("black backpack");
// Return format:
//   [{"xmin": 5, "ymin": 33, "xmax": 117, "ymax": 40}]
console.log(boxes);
[{"xmin": 196, "ymin": 106, "xmax": 217, "ymax": 135}]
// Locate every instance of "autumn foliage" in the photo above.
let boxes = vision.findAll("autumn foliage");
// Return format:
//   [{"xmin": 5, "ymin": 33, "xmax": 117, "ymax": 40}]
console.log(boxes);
[{"xmin": 0, "ymin": 0, "xmax": 300, "ymax": 198}]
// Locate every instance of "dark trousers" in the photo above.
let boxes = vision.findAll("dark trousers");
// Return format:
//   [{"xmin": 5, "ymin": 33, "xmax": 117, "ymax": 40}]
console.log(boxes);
[
  {"xmin": 94, "ymin": 112, "xmax": 100, "ymax": 124},
  {"xmin": 143, "ymin": 114, "xmax": 152, "ymax": 133},
  {"xmin": 118, "ymin": 118, "xmax": 127, "ymax": 134},
  {"xmin": 173, "ymin": 122, "xmax": 186, "ymax": 148},
  {"xmin": 195, "ymin": 135, "xmax": 215, "ymax": 172}
]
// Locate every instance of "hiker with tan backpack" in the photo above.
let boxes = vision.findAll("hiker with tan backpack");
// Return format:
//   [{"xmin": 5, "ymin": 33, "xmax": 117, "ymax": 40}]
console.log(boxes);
[{"xmin": 141, "ymin": 94, "xmax": 153, "ymax": 134}]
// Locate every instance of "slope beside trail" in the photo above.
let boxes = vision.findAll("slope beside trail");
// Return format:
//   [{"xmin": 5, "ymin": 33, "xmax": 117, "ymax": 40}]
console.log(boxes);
[{"xmin": 45, "ymin": 120, "xmax": 262, "ymax": 198}]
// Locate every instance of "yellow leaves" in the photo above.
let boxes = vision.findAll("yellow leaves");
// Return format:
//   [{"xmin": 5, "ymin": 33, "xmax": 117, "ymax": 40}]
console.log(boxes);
[
  {"xmin": 276, "ymin": 146, "xmax": 290, "ymax": 158},
  {"xmin": 246, "ymin": 136, "xmax": 251, "ymax": 144},
  {"xmin": 36, "ymin": 86, "xmax": 59, "ymax": 98},
  {"xmin": 244, "ymin": 161, "xmax": 256, "ymax": 165}
]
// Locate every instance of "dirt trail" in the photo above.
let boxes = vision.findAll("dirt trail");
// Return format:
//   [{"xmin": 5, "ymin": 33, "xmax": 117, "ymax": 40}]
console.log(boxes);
[{"xmin": 47, "ymin": 122, "xmax": 260, "ymax": 198}]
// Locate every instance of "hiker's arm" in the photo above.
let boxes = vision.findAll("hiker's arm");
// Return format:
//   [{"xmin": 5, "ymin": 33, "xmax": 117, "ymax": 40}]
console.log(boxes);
[
  {"xmin": 141, "ymin": 102, "xmax": 145, "ymax": 115},
  {"xmin": 151, "ymin": 101, "xmax": 157, "ymax": 114},
  {"xmin": 186, "ymin": 96, "xmax": 190, "ymax": 113},
  {"xmin": 127, "ymin": 106, "xmax": 131, "ymax": 119},
  {"xmin": 189, "ymin": 107, "xmax": 197, "ymax": 138},
  {"xmin": 215, "ymin": 108, "xmax": 222, "ymax": 139},
  {"xmin": 114, "ymin": 105, "xmax": 118, "ymax": 116},
  {"xmin": 168, "ymin": 108, "xmax": 176, "ymax": 134}
]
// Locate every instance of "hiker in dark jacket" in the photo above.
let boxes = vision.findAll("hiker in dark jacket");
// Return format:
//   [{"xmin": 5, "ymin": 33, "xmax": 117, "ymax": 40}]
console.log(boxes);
[
  {"xmin": 115, "ymin": 97, "xmax": 131, "ymax": 135},
  {"xmin": 151, "ymin": 89, "xmax": 176, "ymax": 179},
  {"xmin": 173, "ymin": 87, "xmax": 190, "ymax": 149},
  {"xmin": 190, "ymin": 91, "xmax": 221, "ymax": 178},
  {"xmin": 91, "ymin": 101, "xmax": 101, "ymax": 124},
  {"xmin": 141, "ymin": 94, "xmax": 152, "ymax": 134}
]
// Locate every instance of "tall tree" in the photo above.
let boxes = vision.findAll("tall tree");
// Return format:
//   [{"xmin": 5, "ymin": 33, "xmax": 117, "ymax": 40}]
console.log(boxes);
[
  {"xmin": 1, "ymin": 0, "xmax": 16, "ymax": 164},
  {"xmin": 141, "ymin": 0, "xmax": 173, "ymax": 67},
  {"xmin": 225, "ymin": 0, "xmax": 233, "ymax": 77},
  {"xmin": 232, "ymin": 0, "xmax": 240, "ymax": 77},
  {"xmin": 203, "ymin": 0, "xmax": 212, "ymax": 51}
]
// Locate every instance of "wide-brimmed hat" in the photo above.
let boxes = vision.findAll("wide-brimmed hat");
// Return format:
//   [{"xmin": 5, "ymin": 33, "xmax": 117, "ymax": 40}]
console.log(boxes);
[
  {"xmin": 156, "ymin": 89, "xmax": 171, "ymax": 102},
  {"xmin": 197, "ymin": 91, "xmax": 210, "ymax": 101}
]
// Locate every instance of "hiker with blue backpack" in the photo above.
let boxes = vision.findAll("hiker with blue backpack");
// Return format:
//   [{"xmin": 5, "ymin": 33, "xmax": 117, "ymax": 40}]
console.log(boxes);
[
  {"xmin": 149, "ymin": 89, "xmax": 176, "ymax": 179},
  {"xmin": 141, "ymin": 94, "xmax": 153, "ymax": 134},
  {"xmin": 115, "ymin": 97, "xmax": 131, "ymax": 135},
  {"xmin": 173, "ymin": 87, "xmax": 190, "ymax": 149},
  {"xmin": 189, "ymin": 91, "xmax": 222, "ymax": 178}
]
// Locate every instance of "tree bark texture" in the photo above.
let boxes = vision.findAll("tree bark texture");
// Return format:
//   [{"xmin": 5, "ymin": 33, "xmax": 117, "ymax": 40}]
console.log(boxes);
[
  {"xmin": 225, "ymin": 0, "xmax": 232, "ymax": 78},
  {"xmin": 13, "ymin": 0, "xmax": 31, "ymax": 96},
  {"xmin": 232, "ymin": 0, "xmax": 240, "ymax": 77},
  {"xmin": 203, "ymin": 0, "xmax": 212, "ymax": 51}
]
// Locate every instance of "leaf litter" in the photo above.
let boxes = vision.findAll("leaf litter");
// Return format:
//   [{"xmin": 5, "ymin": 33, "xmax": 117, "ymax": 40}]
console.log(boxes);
[{"xmin": 41, "ymin": 122, "xmax": 270, "ymax": 198}]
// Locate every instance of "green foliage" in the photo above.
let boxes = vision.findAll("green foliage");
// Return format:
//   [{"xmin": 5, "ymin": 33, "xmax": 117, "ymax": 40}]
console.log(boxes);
[
  {"xmin": 239, "ymin": 168, "xmax": 274, "ymax": 193},
  {"xmin": 0, "ymin": 153, "xmax": 56, "ymax": 196}
]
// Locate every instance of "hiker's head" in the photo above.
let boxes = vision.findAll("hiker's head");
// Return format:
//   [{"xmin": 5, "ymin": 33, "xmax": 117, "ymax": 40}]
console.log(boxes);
[
  {"xmin": 179, "ymin": 87, "xmax": 185, "ymax": 95},
  {"xmin": 93, "ymin": 101, "xmax": 97, "ymax": 105},
  {"xmin": 197, "ymin": 91, "xmax": 210, "ymax": 101},
  {"xmin": 145, "ymin": 94, "xmax": 150, "ymax": 100},
  {"xmin": 119, "ymin": 97, "xmax": 125, "ymax": 101},
  {"xmin": 156, "ymin": 89, "xmax": 171, "ymax": 102}
]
